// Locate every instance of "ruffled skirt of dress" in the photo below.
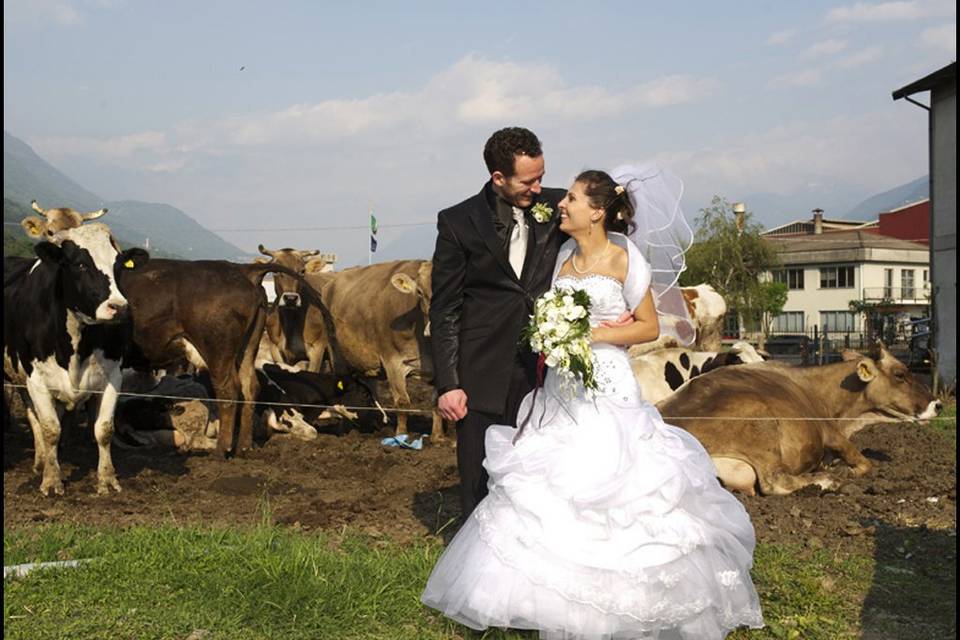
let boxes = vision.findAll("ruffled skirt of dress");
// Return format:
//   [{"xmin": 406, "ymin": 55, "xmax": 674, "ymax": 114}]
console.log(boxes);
[{"xmin": 421, "ymin": 357, "xmax": 764, "ymax": 640}]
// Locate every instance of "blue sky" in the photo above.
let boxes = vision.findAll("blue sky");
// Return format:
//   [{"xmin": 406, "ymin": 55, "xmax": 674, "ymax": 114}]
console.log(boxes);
[{"xmin": 3, "ymin": 1, "xmax": 955, "ymax": 265}]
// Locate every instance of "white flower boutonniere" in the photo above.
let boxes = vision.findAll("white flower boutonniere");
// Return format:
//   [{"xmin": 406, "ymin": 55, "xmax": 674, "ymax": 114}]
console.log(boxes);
[{"xmin": 531, "ymin": 202, "xmax": 554, "ymax": 223}]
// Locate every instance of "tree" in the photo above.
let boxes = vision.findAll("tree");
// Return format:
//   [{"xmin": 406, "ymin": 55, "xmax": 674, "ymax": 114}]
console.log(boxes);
[
  {"xmin": 681, "ymin": 196, "xmax": 782, "ymax": 343},
  {"xmin": 755, "ymin": 281, "xmax": 789, "ymax": 349}
]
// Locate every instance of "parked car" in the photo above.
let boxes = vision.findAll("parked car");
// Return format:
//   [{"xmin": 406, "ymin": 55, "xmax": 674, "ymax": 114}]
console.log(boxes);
[{"xmin": 907, "ymin": 319, "xmax": 932, "ymax": 371}]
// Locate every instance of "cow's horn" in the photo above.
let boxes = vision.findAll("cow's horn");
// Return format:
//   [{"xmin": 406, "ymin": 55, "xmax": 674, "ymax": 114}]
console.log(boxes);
[
  {"xmin": 82, "ymin": 208, "xmax": 108, "ymax": 220},
  {"xmin": 31, "ymin": 200, "xmax": 47, "ymax": 217},
  {"xmin": 258, "ymin": 244, "xmax": 276, "ymax": 258}
]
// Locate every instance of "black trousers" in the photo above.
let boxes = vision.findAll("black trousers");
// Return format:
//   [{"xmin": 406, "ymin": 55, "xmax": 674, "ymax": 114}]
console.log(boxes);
[{"xmin": 456, "ymin": 365, "xmax": 534, "ymax": 521}]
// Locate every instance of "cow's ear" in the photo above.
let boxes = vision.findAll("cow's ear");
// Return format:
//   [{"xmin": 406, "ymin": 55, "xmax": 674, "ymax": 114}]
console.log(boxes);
[
  {"xmin": 21, "ymin": 216, "xmax": 47, "ymax": 238},
  {"xmin": 841, "ymin": 349, "xmax": 862, "ymax": 362},
  {"xmin": 253, "ymin": 257, "xmax": 271, "ymax": 264},
  {"xmin": 304, "ymin": 257, "xmax": 327, "ymax": 274},
  {"xmin": 34, "ymin": 241, "xmax": 64, "ymax": 264},
  {"xmin": 391, "ymin": 273, "xmax": 417, "ymax": 295},
  {"xmin": 856, "ymin": 358, "xmax": 878, "ymax": 382},
  {"xmin": 119, "ymin": 248, "xmax": 149, "ymax": 270}
]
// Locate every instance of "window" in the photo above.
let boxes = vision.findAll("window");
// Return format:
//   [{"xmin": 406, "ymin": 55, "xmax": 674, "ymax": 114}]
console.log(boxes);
[
  {"xmin": 884, "ymin": 268, "xmax": 894, "ymax": 299},
  {"xmin": 773, "ymin": 311, "xmax": 804, "ymax": 333},
  {"xmin": 820, "ymin": 265, "xmax": 855, "ymax": 289},
  {"xmin": 773, "ymin": 268, "xmax": 805, "ymax": 290},
  {"xmin": 923, "ymin": 269, "xmax": 929, "ymax": 285},
  {"xmin": 820, "ymin": 310, "xmax": 858, "ymax": 332},
  {"xmin": 902, "ymin": 269, "xmax": 915, "ymax": 299},
  {"xmin": 722, "ymin": 312, "xmax": 740, "ymax": 339}
]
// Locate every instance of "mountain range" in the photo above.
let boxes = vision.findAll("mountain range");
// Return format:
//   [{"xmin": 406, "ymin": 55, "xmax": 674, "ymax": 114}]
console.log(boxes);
[
  {"xmin": 3, "ymin": 129, "xmax": 930, "ymax": 262},
  {"xmin": 4, "ymin": 131, "xmax": 246, "ymax": 260}
]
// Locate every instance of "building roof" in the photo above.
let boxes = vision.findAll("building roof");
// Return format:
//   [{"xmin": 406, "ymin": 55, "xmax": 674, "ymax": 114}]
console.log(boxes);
[
  {"xmin": 765, "ymin": 230, "xmax": 930, "ymax": 266},
  {"xmin": 892, "ymin": 62, "xmax": 956, "ymax": 100},
  {"xmin": 883, "ymin": 198, "xmax": 929, "ymax": 214},
  {"xmin": 762, "ymin": 218, "xmax": 874, "ymax": 237},
  {"xmin": 766, "ymin": 230, "xmax": 929, "ymax": 252}
]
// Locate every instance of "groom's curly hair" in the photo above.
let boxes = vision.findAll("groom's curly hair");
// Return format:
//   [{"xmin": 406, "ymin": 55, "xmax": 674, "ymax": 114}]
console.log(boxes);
[{"xmin": 484, "ymin": 127, "xmax": 543, "ymax": 177}]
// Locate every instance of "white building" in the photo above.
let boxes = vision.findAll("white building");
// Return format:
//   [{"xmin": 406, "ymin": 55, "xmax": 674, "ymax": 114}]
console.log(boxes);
[{"xmin": 761, "ymin": 212, "xmax": 930, "ymax": 342}]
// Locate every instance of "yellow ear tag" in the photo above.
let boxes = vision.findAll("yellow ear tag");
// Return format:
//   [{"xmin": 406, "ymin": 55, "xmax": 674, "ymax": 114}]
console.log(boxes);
[
  {"xmin": 124, "ymin": 259, "xmax": 135, "ymax": 268},
  {"xmin": 337, "ymin": 380, "xmax": 344, "ymax": 391}
]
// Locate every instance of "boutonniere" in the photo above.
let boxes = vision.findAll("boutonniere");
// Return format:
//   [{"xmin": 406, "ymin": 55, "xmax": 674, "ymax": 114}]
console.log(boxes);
[{"xmin": 531, "ymin": 202, "xmax": 554, "ymax": 223}]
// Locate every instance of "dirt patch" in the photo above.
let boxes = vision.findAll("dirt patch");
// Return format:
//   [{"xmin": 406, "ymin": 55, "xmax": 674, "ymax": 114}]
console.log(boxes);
[{"xmin": 4, "ymin": 389, "xmax": 955, "ymax": 555}]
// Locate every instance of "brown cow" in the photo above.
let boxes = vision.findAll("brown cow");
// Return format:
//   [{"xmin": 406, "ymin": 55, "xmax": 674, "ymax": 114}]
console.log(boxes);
[
  {"xmin": 21, "ymin": 200, "xmax": 108, "ymax": 239},
  {"xmin": 256, "ymin": 253, "xmax": 447, "ymax": 442},
  {"xmin": 256, "ymin": 245, "xmax": 332, "ymax": 371},
  {"xmin": 119, "ymin": 260, "xmax": 338, "ymax": 455},
  {"xmin": 656, "ymin": 344, "xmax": 941, "ymax": 495}
]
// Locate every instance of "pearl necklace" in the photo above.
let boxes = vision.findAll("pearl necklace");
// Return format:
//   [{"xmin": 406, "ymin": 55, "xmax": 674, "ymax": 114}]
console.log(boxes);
[{"xmin": 571, "ymin": 239, "xmax": 610, "ymax": 274}]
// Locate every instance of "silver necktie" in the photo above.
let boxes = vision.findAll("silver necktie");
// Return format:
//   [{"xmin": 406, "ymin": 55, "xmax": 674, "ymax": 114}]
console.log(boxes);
[{"xmin": 508, "ymin": 207, "xmax": 527, "ymax": 279}]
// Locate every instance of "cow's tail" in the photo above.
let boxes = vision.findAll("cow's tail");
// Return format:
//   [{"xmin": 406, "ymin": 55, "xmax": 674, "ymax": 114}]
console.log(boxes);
[{"xmin": 237, "ymin": 264, "xmax": 347, "ymax": 378}]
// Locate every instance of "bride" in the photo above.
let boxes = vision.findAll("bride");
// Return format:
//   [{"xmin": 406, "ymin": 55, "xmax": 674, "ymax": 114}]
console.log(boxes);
[{"xmin": 420, "ymin": 166, "xmax": 765, "ymax": 639}]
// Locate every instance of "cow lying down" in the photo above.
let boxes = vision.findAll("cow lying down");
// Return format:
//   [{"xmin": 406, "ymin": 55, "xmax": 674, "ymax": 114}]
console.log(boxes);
[
  {"xmin": 115, "ymin": 365, "xmax": 383, "ymax": 451},
  {"xmin": 630, "ymin": 341, "xmax": 767, "ymax": 404},
  {"xmin": 656, "ymin": 344, "xmax": 942, "ymax": 495}
]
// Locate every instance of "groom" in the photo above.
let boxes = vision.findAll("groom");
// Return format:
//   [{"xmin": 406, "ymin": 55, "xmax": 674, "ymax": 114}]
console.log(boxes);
[{"xmin": 431, "ymin": 127, "xmax": 567, "ymax": 520}]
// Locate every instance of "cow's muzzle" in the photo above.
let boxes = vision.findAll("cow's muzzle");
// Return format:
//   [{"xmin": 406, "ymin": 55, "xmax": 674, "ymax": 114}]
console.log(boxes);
[{"xmin": 279, "ymin": 292, "xmax": 302, "ymax": 308}]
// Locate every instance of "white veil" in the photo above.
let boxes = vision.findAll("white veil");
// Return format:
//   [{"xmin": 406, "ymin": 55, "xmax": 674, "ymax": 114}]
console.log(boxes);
[{"xmin": 610, "ymin": 163, "xmax": 695, "ymax": 346}]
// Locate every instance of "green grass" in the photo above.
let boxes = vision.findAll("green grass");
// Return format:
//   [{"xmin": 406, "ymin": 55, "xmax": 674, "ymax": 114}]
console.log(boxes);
[{"xmin": 3, "ymin": 522, "xmax": 928, "ymax": 640}]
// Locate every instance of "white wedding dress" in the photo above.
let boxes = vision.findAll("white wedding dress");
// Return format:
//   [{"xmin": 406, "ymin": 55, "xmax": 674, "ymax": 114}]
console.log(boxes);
[{"xmin": 422, "ymin": 240, "xmax": 764, "ymax": 640}]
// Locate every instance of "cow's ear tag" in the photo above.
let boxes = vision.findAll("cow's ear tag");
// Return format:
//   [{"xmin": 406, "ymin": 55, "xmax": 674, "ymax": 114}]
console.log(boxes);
[
  {"xmin": 124, "ymin": 259, "xmax": 135, "ymax": 269},
  {"xmin": 337, "ymin": 380, "xmax": 344, "ymax": 391}
]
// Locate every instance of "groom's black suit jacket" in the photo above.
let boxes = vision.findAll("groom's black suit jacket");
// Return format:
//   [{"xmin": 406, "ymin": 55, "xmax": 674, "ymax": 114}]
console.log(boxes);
[{"xmin": 430, "ymin": 182, "xmax": 566, "ymax": 416}]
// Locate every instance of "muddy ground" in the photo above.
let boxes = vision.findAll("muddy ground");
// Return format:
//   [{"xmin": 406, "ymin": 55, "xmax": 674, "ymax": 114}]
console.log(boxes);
[
  {"xmin": 4, "ymin": 379, "xmax": 956, "ymax": 637},
  {"xmin": 4, "ymin": 378, "xmax": 954, "ymax": 552}
]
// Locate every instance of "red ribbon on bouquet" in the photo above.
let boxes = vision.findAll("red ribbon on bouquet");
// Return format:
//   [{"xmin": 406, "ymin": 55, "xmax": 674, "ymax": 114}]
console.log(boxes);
[{"xmin": 514, "ymin": 352, "xmax": 547, "ymax": 445}]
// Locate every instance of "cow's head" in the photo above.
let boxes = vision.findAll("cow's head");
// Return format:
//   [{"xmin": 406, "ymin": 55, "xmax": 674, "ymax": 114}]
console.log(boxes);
[
  {"xmin": 22, "ymin": 200, "xmax": 107, "ymax": 239},
  {"xmin": 843, "ymin": 343, "xmax": 941, "ymax": 421},
  {"xmin": 37, "ymin": 223, "xmax": 149, "ymax": 322},
  {"xmin": 390, "ymin": 261, "xmax": 433, "ymax": 336},
  {"xmin": 256, "ymin": 244, "xmax": 328, "ymax": 307}
]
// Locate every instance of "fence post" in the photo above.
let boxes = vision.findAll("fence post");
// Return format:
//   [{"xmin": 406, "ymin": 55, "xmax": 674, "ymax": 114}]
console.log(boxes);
[{"xmin": 813, "ymin": 325, "xmax": 820, "ymax": 365}]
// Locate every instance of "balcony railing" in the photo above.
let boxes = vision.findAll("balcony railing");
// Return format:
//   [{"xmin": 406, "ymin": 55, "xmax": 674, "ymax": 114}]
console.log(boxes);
[{"xmin": 861, "ymin": 286, "xmax": 931, "ymax": 303}]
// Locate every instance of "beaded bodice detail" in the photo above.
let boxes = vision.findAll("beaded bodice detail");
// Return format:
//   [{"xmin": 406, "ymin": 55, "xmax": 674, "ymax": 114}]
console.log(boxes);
[
  {"xmin": 550, "ymin": 274, "xmax": 638, "ymax": 402},
  {"xmin": 553, "ymin": 274, "xmax": 628, "ymax": 328}
]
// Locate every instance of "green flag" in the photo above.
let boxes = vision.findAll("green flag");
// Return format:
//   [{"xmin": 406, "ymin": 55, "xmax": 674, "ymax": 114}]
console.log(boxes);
[{"xmin": 370, "ymin": 212, "xmax": 378, "ymax": 235}]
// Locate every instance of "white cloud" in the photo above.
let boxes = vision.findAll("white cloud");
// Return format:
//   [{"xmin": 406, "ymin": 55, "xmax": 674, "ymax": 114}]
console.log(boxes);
[
  {"xmin": 768, "ymin": 68, "xmax": 823, "ymax": 89},
  {"xmin": 653, "ymin": 110, "xmax": 926, "ymax": 206},
  {"xmin": 920, "ymin": 24, "xmax": 957, "ymax": 55},
  {"xmin": 803, "ymin": 39, "xmax": 849, "ymax": 58},
  {"xmin": 766, "ymin": 29, "xmax": 797, "ymax": 46},
  {"xmin": 826, "ymin": 0, "xmax": 954, "ymax": 22},
  {"xmin": 835, "ymin": 46, "xmax": 884, "ymax": 68}
]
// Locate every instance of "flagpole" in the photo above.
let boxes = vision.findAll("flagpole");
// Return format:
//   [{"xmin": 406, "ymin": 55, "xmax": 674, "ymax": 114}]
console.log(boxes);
[{"xmin": 368, "ymin": 203, "xmax": 373, "ymax": 266}]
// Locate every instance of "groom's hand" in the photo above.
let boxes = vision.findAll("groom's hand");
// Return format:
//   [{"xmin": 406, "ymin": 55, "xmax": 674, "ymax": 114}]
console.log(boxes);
[{"xmin": 438, "ymin": 389, "xmax": 468, "ymax": 422}]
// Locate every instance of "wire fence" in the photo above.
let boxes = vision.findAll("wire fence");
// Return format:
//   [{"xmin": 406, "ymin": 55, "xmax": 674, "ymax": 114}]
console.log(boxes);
[{"xmin": 4, "ymin": 382, "xmax": 952, "ymax": 423}]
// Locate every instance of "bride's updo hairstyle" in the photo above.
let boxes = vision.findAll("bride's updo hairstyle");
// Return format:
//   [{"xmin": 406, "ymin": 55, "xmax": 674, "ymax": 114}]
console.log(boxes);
[{"xmin": 575, "ymin": 170, "xmax": 636, "ymax": 235}]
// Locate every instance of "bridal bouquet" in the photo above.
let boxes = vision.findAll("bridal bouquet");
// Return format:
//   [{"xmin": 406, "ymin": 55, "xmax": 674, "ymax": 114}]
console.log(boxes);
[{"xmin": 522, "ymin": 286, "xmax": 598, "ymax": 392}]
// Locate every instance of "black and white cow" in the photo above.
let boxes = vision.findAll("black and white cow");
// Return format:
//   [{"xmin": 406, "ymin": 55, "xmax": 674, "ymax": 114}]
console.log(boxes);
[
  {"xmin": 630, "ymin": 341, "xmax": 767, "ymax": 404},
  {"xmin": 4, "ymin": 223, "xmax": 148, "ymax": 495}
]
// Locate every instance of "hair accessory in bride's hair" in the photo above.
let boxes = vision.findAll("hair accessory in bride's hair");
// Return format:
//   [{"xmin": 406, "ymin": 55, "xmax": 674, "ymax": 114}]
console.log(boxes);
[
  {"xmin": 614, "ymin": 185, "xmax": 625, "ymax": 195},
  {"xmin": 616, "ymin": 211, "xmax": 624, "ymax": 220}
]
